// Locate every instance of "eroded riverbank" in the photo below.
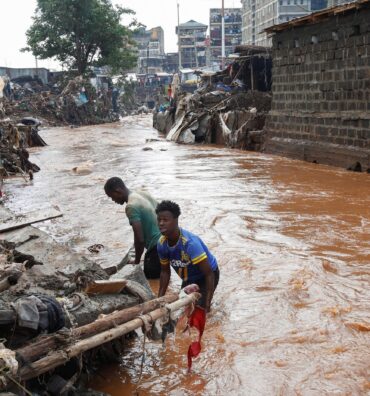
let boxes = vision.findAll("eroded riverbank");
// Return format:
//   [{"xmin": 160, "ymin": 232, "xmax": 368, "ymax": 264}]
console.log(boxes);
[{"xmin": 3, "ymin": 115, "xmax": 370, "ymax": 395}]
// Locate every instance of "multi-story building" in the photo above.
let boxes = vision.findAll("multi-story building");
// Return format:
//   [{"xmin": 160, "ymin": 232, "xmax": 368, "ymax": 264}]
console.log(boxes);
[
  {"xmin": 176, "ymin": 20, "xmax": 208, "ymax": 69},
  {"xmin": 163, "ymin": 53, "xmax": 179, "ymax": 74},
  {"xmin": 132, "ymin": 26, "xmax": 165, "ymax": 74},
  {"xmin": 241, "ymin": 0, "xmax": 328, "ymax": 47},
  {"xmin": 209, "ymin": 8, "xmax": 243, "ymax": 67}
]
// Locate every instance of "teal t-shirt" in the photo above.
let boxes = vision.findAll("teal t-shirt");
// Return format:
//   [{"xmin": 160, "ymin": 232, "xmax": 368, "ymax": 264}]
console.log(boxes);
[{"xmin": 125, "ymin": 190, "xmax": 161, "ymax": 251}]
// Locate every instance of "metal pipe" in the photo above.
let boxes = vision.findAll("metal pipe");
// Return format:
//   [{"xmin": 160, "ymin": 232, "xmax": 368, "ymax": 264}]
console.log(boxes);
[{"xmin": 177, "ymin": 2, "xmax": 182, "ymax": 71}]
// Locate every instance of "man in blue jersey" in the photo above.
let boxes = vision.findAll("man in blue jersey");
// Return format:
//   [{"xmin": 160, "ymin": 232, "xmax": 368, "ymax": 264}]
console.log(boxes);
[{"xmin": 156, "ymin": 200, "xmax": 219, "ymax": 312}]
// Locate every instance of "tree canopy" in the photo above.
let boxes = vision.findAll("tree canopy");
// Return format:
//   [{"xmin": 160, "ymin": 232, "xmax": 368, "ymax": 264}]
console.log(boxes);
[{"xmin": 24, "ymin": 0, "xmax": 138, "ymax": 74}]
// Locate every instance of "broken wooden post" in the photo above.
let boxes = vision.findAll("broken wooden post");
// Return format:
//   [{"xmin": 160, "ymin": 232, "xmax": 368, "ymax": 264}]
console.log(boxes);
[{"xmin": 18, "ymin": 293, "xmax": 200, "ymax": 382}]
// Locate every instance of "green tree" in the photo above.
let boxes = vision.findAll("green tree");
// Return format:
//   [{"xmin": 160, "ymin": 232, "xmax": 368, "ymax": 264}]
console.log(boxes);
[{"xmin": 23, "ymin": 0, "xmax": 138, "ymax": 74}]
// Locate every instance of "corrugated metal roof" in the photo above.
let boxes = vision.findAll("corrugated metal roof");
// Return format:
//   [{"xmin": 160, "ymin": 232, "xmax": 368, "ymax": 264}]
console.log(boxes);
[
  {"xmin": 265, "ymin": 0, "xmax": 370, "ymax": 33},
  {"xmin": 179, "ymin": 20, "xmax": 207, "ymax": 29},
  {"xmin": 234, "ymin": 45, "xmax": 272, "ymax": 54}
]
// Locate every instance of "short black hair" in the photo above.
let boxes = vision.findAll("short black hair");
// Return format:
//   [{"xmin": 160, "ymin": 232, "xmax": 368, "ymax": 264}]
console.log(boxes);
[
  {"xmin": 104, "ymin": 177, "xmax": 126, "ymax": 193},
  {"xmin": 156, "ymin": 200, "xmax": 181, "ymax": 218}
]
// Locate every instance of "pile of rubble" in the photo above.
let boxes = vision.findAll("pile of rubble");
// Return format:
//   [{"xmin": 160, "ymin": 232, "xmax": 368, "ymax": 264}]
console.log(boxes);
[
  {"xmin": 0, "ymin": 203, "xmax": 199, "ymax": 395},
  {"xmin": 0, "ymin": 118, "xmax": 45, "ymax": 185},
  {"xmin": 0, "ymin": 76, "xmax": 119, "ymax": 127},
  {"xmin": 0, "ymin": 205, "xmax": 155, "ymax": 395},
  {"xmin": 153, "ymin": 46, "xmax": 273, "ymax": 151},
  {"xmin": 154, "ymin": 88, "xmax": 272, "ymax": 151}
]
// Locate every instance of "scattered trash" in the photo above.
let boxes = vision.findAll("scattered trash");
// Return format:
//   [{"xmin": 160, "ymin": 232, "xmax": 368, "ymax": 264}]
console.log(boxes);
[
  {"xmin": 88, "ymin": 244, "xmax": 105, "ymax": 254},
  {"xmin": 1, "ymin": 75, "xmax": 119, "ymax": 127}
]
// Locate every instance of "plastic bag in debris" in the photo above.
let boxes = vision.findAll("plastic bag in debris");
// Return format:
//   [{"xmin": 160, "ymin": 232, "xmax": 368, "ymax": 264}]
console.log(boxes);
[
  {"xmin": 0, "ymin": 343, "xmax": 18, "ymax": 389},
  {"xmin": 74, "ymin": 92, "xmax": 89, "ymax": 107},
  {"xmin": 0, "ymin": 344, "xmax": 18, "ymax": 378}
]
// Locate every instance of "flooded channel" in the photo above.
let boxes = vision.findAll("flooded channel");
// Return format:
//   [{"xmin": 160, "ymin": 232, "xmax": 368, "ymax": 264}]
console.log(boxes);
[{"xmin": 4, "ymin": 116, "xmax": 370, "ymax": 395}]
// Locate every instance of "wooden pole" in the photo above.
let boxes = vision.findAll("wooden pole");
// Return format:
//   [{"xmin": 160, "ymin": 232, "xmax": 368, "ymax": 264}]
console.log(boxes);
[
  {"xmin": 221, "ymin": 0, "xmax": 225, "ymax": 69},
  {"xmin": 16, "ymin": 294, "xmax": 179, "ymax": 364},
  {"xmin": 251, "ymin": 60, "xmax": 254, "ymax": 91},
  {"xmin": 0, "ymin": 277, "xmax": 11, "ymax": 293},
  {"xmin": 177, "ymin": 2, "xmax": 182, "ymax": 71},
  {"xmin": 18, "ymin": 293, "xmax": 200, "ymax": 382}
]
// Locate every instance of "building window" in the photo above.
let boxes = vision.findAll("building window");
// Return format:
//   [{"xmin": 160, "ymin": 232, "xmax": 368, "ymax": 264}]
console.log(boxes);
[
  {"xmin": 332, "ymin": 31, "xmax": 339, "ymax": 40},
  {"xmin": 311, "ymin": 35, "xmax": 318, "ymax": 44},
  {"xmin": 294, "ymin": 39, "xmax": 300, "ymax": 47},
  {"xmin": 351, "ymin": 25, "xmax": 360, "ymax": 36}
]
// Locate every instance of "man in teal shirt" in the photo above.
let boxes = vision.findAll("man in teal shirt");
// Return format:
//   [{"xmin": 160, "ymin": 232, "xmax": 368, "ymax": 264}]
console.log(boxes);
[{"xmin": 104, "ymin": 177, "xmax": 161, "ymax": 278}]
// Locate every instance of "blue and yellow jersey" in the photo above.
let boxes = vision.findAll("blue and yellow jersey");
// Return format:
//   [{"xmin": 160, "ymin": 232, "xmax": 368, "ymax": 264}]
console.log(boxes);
[{"xmin": 157, "ymin": 228, "xmax": 218, "ymax": 282}]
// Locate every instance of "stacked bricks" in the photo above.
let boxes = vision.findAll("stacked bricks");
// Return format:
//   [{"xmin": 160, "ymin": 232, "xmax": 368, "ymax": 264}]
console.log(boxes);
[{"xmin": 265, "ymin": 5, "xmax": 370, "ymax": 170}]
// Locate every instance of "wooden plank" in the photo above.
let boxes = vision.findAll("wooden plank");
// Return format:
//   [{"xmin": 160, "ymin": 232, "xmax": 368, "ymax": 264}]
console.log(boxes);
[
  {"xmin": 85, "ymin": 279, "xmax": 127, "ymax": 295},
  {"xmin": 0, "ymin": 206, "xmax": 63, "ymax": 233}
]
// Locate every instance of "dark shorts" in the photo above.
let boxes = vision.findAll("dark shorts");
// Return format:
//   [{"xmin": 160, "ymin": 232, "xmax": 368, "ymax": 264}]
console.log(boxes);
[
  {"xmin": 181, "ymin": 268, "xmax": 220, "ymax": 309},
  {"xmin": 144, "ymin": 245, "xmax": 161, "ymax": 279}
]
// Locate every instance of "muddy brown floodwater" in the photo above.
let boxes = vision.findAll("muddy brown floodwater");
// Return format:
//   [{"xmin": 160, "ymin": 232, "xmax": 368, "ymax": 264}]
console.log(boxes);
[{"xmin": 4, "ymin": 116, "xmax": 370, "ymax": 395}]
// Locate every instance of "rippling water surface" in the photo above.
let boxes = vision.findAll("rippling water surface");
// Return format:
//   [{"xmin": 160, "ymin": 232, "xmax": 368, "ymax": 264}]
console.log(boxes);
[{"xmin": 5, "ymin": 116, "xmax": 370, "ymax": 395}]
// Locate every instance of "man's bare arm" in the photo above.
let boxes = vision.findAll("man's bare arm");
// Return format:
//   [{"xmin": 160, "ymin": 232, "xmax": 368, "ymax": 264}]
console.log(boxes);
[
  {"xmin": 158, "ymin": 264, "xmax": 171, "ymax": 297},
  {"xmin": 197, "ymin": 259, "xmax": 215, "ymax": 313},
  {"xmin": 131, "ymin": 221, "xmax": 145, "ymax": 264}
]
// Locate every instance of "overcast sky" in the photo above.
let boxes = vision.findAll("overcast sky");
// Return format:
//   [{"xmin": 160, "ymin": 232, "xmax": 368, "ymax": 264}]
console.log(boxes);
[{"xmin": 1, "ymin": 0, "xmax": 241, "ymax": 70}]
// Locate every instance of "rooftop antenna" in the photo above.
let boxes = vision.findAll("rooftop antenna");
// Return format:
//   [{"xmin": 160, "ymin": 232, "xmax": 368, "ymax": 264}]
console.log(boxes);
[{"xmin": 221, "ymin": 0, "xmax": 225, "ymax": 69}]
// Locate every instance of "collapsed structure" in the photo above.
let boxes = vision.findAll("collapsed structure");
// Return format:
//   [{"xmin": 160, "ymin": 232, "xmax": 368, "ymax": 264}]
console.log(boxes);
[
  {"xmin": 264, "ymin": 0, "xmax": 370, "ymax": 171},
  {"xmin": 154, "ymin": 45, "xmax": 272, "ymax": 151}
]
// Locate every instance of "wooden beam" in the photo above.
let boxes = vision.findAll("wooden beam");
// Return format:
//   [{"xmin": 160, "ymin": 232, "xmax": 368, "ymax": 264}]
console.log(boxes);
[
  {"xmin": 16, "ymin": 293, "xmax": 179, "ymax": 364},
  {"xmin": 17, "ymin": 293, "xmax": 200, "ymax": 382}
]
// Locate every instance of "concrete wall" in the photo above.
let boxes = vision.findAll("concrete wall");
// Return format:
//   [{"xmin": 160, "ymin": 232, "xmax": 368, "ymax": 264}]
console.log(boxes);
[{"xmin": 264, "ymin": 7, "xmax": 370, "ymax": 171}]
